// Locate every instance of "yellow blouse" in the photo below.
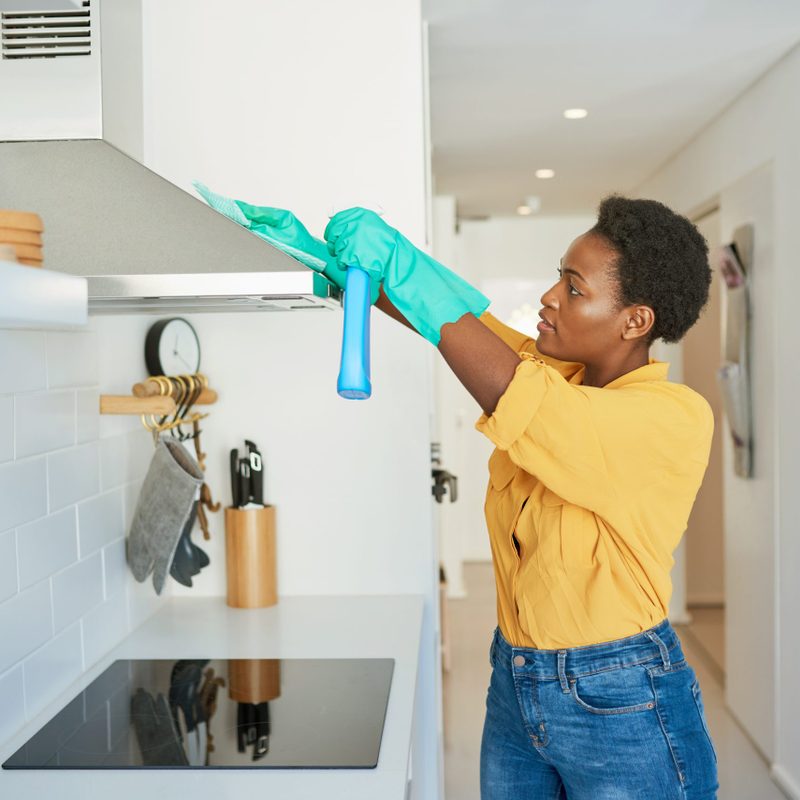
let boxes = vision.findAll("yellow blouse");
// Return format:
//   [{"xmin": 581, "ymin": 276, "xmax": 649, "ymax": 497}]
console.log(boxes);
[{"xmin": 475, "ymin": 313, "xmax": 713, "ymax": 649}]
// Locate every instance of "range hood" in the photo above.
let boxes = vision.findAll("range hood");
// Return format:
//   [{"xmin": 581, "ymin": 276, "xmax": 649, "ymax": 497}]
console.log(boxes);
[{"xmin": 0, "ymin": 139, "xmax": 342, "ymax": 314}]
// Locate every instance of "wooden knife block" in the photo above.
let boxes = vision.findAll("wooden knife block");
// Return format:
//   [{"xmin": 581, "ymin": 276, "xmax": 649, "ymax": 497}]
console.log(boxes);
[
  {"xmin": 228, "ymin": 659, "xmax": 281, "ymax": 703},
  {"xmin": 224, "ymin": 505, "xmax": 277, "ymax": 608}
]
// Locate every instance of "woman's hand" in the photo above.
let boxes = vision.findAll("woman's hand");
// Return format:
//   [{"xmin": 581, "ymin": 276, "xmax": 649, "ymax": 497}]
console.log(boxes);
[
  {"xmin": 324, "ymin": 207, "xmax": 399, "ymax": 281},
  {"xmin": 324, "ymin": 207, "xmax": 490, "ymax": 345}
]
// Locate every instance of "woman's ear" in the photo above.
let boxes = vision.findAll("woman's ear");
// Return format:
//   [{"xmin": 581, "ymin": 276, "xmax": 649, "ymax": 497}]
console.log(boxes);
[{"xmin": 622, "ymin": 305, "xmax": 655, "ymax": 342}]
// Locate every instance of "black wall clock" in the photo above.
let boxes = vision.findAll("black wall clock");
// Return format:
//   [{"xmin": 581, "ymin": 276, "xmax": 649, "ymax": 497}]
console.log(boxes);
[{"xmin": 145, "ymin": 318, "xmax": 201, "ymax": 376}]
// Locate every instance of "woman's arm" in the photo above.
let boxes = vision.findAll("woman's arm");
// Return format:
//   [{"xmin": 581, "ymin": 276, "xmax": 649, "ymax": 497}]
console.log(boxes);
[
  {"xmin": 375, "ymin": 290, "xmax": 519, "ymax": 415},
  {"xmin": 437, "ymin": 312, "xmax": 521, "ymax": 416}
]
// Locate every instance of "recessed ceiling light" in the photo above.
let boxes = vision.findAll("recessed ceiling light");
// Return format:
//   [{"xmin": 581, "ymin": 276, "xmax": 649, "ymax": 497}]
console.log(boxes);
[
  {"xmin": 564, "ymin": 108, "xmax": 588, "ymax": 119},
  {"xmin": 516, "ymin": 205, "xmax": 533, "ymax": 216},
  {"xmin": 535, "ymin": 169, "xmax": 555, "ymax": 179}
]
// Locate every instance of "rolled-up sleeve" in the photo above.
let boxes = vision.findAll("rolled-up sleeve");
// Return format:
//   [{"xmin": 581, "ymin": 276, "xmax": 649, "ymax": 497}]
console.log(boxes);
[
  {"xmin": 475, "ymin": 355, "xmax": 714, "ymax": 524},
  {"xmin": 475, "ymin": 354, "xmax": 550, "ymax": 449}
]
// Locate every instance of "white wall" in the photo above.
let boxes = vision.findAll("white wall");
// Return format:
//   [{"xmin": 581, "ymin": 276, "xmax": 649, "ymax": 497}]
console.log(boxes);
[
  {"xmin": 636, "ymin": 42, "xmax": 800, "ymax": 797},
  {"xmin": 0, "ymin": 322, "xmax": 166, "ymax": 749},
  {"xmin": 0, "ymin": 2, "xmax": 101, "ymax": 140},
  {"xmin": 101, "ymin": 2, "xmax": 439, "ymax": 797},
  {"xmin": 719, "ymin": 165, "xmax": 776, "ymax": 757}
]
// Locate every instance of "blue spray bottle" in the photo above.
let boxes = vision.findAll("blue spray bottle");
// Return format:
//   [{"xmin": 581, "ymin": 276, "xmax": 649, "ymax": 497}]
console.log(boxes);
[{"xmin": 337, "ymin": 266, "xmax": 372, "ymax": 399}]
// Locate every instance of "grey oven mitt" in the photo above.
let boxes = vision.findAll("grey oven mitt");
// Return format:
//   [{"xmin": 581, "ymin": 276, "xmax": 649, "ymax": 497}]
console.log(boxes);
[{"xmin": 127, "ymin": 438, "xmax": 204, "ymax": 595}]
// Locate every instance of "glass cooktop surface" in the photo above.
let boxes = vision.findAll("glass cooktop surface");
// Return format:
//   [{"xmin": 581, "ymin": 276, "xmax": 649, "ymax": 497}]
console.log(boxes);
[{"xmin": 2, "ymin": 658, "xmax": 394, "ymax": 770}]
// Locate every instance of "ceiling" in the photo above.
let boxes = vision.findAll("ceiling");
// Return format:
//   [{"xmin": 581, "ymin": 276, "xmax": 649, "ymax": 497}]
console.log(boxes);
[{"xmin": 424, "ymin": 0, "xmax": 800, "ymax": 218}]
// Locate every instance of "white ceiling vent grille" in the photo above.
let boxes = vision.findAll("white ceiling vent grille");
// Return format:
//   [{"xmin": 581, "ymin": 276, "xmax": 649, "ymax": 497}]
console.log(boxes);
[{"xmin": 1, "ymin": 1, "xmax": 90, "ymax": 60}]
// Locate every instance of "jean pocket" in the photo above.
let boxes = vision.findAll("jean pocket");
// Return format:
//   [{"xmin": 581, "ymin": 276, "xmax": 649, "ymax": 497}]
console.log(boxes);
[
  {"xmin": 488, "ymin": 629, "xmax": 498, "ymax": 668},
  {"xmin": 691, "ymin": 678, "xmax": 718, "ymax": 764},
  {"xmin": 570, "ymin": 666, "xmax": 656, "ymax": 715}
]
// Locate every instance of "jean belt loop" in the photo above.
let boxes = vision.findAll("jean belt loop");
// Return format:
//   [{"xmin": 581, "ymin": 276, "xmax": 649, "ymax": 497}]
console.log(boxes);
[
  {"xmin": 645, "ymin": 630, "xmax": 671, "ymax": 669},
  {"xmin": 557, "ymin": 650, "xmax": 569, "ymax": 693}
]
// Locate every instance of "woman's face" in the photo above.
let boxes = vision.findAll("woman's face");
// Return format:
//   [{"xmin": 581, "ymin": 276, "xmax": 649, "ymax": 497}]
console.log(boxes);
[{"xmin": 535, "ymin": 232, "xmax": 635, "ymax": 365}]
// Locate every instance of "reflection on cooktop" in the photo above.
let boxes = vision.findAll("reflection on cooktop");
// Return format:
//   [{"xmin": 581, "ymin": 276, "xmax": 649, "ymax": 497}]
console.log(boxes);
[{"xmin": 2, "ymin": 658, "xmax": 394, "ymax": 770}]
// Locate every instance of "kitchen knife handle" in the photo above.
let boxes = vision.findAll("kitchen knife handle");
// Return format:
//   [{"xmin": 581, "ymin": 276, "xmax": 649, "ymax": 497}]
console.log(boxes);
[
  {"xmin": 337, "ymin": 266, "xmax": 372, "ymax": 400},
  {"xmin": 246, "ymin": 441, "xmax": 264, "ymax": 506},
  {"xmin": 238, "ymin": 459, "xmax": 251, "ymax": 507},
  {"xmin": 251, "ymin": 466, "xmax": 264, "ymax": 506},
  {"xmin": 230, "ymin": 449, "xmax": 240, "ymax": 508}
]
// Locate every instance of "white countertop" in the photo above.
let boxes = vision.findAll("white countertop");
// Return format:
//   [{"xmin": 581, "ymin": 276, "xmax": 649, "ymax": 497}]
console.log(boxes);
[{"xmin": 0, "ymin": 594, "xmax": 424, "ymax": 800}]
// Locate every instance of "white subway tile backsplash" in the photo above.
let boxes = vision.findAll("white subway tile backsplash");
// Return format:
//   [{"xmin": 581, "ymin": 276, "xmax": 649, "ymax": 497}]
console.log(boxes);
[
  {"xmin": 23, "ymin": 623, "xmax": 83, "ymax": 719},
  {"xmin": 0, "ymin": 581, "xmax": 52, "ymax": 674},
  {"xmin": 81, "ymin": 590, "xmax": 128, "ymax": 669},
  {"xmin": 0, "ymin": 317, "xmax": 171, "ymax": 745},
  {"xmin": 98, "ymin": 413, "xmax": 140, "ymax": 440},
  {"xmin": 0, "ymin": 457, "xmax": 47, "ymax": 531},
  {"xmin": 0, "ymin": 666, "xmax": 26, "ymax": 744},
  {"xmin": 77, "ymin": 489, "xmax": 124, "ymax": 557},
  {"xmin": 99, "ymin": 433, "xmax": 127, "ymax": 490},
  {"xmin": 15, "ymin": 390, "xmax": 75, "ymax": 458},
  {"xmin": 102, "ymin": 537, "xmax": 128, "ymax": 599},
  {"xmin": 0, "ymin": 529, "xmax": 17, "ymax": 603},
  {"xmin": 123, "ymin": 479, "xmax": 144, "ymax": 532},
  {"xmin": 126, "ymin": 429, "xmax": 154, "ymax": 481},
  {"xmin": 0, "ymin": 394, "xmax": 12, "ymax": 463},
  {"xmin": 76, "ymin": 389, "xmax": 100, "ymax": 444},
  {"xmin": 46, "ymin": 331, "xmax": 99, "ymax": 388},
  {"xmin": 47, "ymin": 442, "xmax": 100, "ymax": 511},
  {"xmin": 17, "ymin": 508, "xmax": 78, "ymax": 591},
  {"xmin": 0, "ymin": 331, "xmax": 47, "ymax": 394},
  {"xmin": 52, "ymin": 552, "xmax": 104, "ymax": 633}
]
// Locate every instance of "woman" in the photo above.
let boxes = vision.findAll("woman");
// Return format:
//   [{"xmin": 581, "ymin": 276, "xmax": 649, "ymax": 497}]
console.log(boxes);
[
  {"xmin": 324, "ymin": 195, "xmax": 718, "ymax": 800},
  {"xmin": 199, "ymin": 187, "xmax": 718, "ymax": 798}
]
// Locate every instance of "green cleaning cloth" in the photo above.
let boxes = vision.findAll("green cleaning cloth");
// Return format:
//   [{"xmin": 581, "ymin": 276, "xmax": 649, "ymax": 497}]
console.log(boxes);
[{"xmin": 193, "ymin": 182, "xmax": 380, "ymax": 304}]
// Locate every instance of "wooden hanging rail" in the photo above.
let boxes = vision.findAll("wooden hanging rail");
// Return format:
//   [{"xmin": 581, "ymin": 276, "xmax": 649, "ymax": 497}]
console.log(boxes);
[
  {"xmin": 132, "ymin": 380, "xmax": 217, "ymax": 405},
  {"xmin": 100, "ymin": 394, "xmax": 176, "ymax": 416},
  {"xmin": 99, "ymin": 374, "xmax": 218, "ymax": 416}
]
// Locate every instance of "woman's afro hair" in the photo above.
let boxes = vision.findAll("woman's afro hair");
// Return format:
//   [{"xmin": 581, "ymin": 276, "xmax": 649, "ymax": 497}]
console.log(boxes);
[{"xmin": 590, "ymin": 195, "xmax": 711, "ymax": 344}]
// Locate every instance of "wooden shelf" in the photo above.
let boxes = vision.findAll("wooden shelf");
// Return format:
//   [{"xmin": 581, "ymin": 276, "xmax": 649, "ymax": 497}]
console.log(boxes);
[{"xmin": 0, "ymin": 259, "xmax": 87, "ymax": 329}]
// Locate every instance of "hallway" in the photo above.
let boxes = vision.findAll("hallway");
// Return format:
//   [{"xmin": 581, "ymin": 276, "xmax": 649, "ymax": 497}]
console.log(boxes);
[{"xmin": 442, "ymin": 563, "xmax": 786, "ymax": 800}]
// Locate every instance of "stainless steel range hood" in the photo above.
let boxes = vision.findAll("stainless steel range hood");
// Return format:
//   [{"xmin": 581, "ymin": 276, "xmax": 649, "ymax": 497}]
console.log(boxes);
[{"xmin": 0, "ymin": 139, "xmax": 341, "ymax": 314}]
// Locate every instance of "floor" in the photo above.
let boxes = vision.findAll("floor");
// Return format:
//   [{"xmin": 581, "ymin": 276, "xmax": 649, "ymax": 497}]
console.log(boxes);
[{"xmin": 442, "ymin": 563, "xmax": 787, "ymax": 800}]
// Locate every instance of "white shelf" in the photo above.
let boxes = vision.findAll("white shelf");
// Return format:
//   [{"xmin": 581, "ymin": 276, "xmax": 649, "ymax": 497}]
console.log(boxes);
[{"xmin": 0, "ymin": 259, "xmax": 87, "ymax": 329}]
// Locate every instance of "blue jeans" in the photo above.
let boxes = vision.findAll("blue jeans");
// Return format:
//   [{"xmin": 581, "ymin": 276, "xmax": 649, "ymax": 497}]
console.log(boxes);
[{"xmin": 480, "ymin": 620, "xmax": 718, "ymax": 799}]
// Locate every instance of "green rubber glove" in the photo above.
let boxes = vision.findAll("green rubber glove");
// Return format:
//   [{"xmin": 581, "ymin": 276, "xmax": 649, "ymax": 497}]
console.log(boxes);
[
  {"xmin": 324, "ymin": 208, "xmax": 489, "ymax": 345},
  {"xmin": 193, "ymin": 182, "xmax": 380, "ymax": 304}
]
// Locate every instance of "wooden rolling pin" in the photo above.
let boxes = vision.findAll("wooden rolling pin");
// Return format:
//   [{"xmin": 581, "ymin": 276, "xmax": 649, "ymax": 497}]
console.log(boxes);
[{"xmin": 132, "ymin": 380, "xmax": 217, "ymax": 405}]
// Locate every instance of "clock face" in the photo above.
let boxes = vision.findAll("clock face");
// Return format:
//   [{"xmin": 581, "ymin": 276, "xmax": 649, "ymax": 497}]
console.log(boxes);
[{"xmin": 146, "ymin": 318, "xmax": 201, "ymax": 376}]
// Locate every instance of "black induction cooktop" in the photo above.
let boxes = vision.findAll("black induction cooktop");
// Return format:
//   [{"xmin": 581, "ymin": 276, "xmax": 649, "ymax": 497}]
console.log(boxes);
[{"xmin": 2, "ymin": 658, "xmax": 394, "ymax": 770}]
